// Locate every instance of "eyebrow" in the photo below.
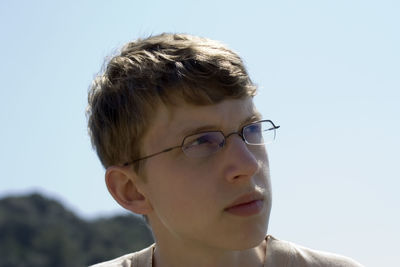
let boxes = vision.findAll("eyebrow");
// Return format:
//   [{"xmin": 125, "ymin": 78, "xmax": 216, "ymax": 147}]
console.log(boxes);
[{"xmin": 178, "ymin": 113, "xmax": 263, "ymax": 138}]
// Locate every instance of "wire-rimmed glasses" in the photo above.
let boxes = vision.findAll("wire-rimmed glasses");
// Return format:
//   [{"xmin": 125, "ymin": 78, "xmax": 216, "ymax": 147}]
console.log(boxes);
[{"xmin": 123, "ymin": 120, "xmax": 280, "ymax": 166}]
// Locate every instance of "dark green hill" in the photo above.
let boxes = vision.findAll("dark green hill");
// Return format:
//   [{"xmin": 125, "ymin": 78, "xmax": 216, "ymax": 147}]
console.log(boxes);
[{"xmin": 0, "ymin": 193, "xmax": 154, "ymax": 267}]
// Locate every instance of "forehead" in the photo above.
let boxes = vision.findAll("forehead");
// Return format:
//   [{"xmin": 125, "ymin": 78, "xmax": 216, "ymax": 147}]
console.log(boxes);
[{"xmin": 143, "ymin": 97, "xmax": 260, "ymax": 150}]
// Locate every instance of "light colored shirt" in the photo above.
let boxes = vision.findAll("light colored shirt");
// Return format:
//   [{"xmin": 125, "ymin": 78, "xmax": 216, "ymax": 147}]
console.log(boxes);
[{"xmin": 90, "ymin": 235, "xmax": 363, "ymax": 267}]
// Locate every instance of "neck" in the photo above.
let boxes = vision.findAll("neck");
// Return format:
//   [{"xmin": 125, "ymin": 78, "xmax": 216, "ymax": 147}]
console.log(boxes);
[{"xmin": 152, "ymin": 238, "xmax": 266, "ymax": 267}]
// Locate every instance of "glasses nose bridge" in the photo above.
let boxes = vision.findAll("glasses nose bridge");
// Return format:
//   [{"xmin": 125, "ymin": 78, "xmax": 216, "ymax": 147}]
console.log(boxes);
[{"xmin": 224, "ymin": 131, "xmax": 245, "ymax": 143}]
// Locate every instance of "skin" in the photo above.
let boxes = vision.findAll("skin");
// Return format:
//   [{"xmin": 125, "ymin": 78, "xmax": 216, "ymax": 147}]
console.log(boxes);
[{"xmin": 106, "ymin": 97, "xmax": 272, "ymax": 267}]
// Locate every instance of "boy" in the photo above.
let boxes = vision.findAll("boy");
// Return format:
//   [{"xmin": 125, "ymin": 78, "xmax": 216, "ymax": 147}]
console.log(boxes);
[{"xmin": 87, "ymin": 33, "xmax": 363, "ymax": 266}]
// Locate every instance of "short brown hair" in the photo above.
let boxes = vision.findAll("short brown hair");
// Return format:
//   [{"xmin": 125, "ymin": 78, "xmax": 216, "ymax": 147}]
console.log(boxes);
[{"xmin": 87, "ymin": 33, "xmax": 256, "ymax": 171}]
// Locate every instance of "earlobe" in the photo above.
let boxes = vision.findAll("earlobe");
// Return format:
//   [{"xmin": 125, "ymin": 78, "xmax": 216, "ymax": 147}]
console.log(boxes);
[{"xmin": 105, "ymin": 166, "xmax": 152, "ymax": 215}]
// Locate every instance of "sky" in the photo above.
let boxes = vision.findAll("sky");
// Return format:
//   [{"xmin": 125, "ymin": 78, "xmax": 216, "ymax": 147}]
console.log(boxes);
[{"xmin": 0, "ymin": 0, "xmax": 399, "ymax": 266}]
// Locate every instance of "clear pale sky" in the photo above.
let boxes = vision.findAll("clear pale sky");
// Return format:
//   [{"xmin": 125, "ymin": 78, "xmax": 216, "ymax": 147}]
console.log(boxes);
[{"xmin": 0, "ymin": 1, "xmax": 399, "ymax": 266}]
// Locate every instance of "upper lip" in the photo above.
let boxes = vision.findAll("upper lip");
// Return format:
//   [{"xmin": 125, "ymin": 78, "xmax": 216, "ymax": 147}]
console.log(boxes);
[{"xmin": 224, "ymin": 191, "xmax": 264, "ymax": 210}]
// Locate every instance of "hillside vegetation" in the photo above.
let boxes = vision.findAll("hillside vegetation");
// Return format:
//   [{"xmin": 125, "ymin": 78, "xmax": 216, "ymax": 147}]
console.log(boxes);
[{"xmin": 0, "ymin": 193, "xmax": 154, "ymax": 267}]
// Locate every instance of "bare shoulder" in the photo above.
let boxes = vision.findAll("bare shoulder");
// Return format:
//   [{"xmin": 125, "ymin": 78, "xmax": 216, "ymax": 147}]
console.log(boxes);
[{"xmin": 266, "ymin": 236, "xmax": 364, "ymax": 267}]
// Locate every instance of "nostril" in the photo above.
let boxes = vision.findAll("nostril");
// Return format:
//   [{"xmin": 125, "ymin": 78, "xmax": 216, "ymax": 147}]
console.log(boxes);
[{"xmin": 233, "ymin": 174, "xmax": 241, "ymax": 180}]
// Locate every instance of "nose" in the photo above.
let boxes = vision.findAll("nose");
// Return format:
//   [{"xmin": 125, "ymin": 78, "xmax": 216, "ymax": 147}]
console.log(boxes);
[{"xmin": 222, "ymin": 134, "xmax": 260, "ymax": 182}]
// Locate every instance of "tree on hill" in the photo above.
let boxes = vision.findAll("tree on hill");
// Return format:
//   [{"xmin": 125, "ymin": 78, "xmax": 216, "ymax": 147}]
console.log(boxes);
[{"xmin": 0, "ymin": 193, "xmax": 154, "ymax": 267}]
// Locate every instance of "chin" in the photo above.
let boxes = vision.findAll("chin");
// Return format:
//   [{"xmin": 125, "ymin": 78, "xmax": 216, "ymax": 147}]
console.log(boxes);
[
  {"xmin": 225, "ymin": 229, "xmax": 268, "ymax": 251},
  {"xmin": 222, "ymin": 216, "xmax": 270, "ymax": 251}
]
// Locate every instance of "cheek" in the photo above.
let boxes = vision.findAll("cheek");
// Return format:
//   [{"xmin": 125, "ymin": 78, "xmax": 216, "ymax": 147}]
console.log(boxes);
[
  {"xmin": 248, "ymin": 145, "xmax": 269, "ymax": 170},
  {"xmin": 251, "ymin": 146, "xmax": 272, "ymax": 189},
  {"xmin": 147, "ymin": 165, "xmax": 221, "ymax": 235},
  {"xmin": 146, "ymin": 159, "xmax": 216, "ymax": 213},
  {"xmin": 252, "ymin": 145, "xmax": 269, "ymax": 160}
]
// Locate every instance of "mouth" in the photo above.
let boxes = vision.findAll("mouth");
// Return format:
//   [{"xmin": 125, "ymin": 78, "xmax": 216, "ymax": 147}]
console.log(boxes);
[{"xmin": 224, "ymin": 191, "xmax": 264, "ymax": 217}]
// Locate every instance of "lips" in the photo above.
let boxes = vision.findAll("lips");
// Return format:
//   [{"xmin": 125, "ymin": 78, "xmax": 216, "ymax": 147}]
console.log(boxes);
[{"xmin": 224, "ymin": 191, "xmax": 264, "ymax": 216}]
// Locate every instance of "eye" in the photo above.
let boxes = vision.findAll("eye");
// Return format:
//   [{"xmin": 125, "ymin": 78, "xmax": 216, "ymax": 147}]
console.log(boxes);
[
  {"xmin": 191, "ymin": 136, "xmax": 210, "ymax": 146},
  {"xmin": 182, "ymin": 132, "xmax": 225, "ymax": 158},
  {"xmin": 244, "ymin": 123, "xmax": 262, "ymax": 134},
  {"xmin": 185, "ymin": 132, "xmax": 222, "ymax": 148},
  {"xmin": 243, "ymin": 122, "xmax": 265, "ymax": 144}
]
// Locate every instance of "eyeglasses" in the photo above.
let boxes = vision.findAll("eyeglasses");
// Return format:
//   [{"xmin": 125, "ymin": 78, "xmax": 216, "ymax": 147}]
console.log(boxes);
[{"xmin": 123, "ymin": 120, "xmax": 280, "ymax": 166}]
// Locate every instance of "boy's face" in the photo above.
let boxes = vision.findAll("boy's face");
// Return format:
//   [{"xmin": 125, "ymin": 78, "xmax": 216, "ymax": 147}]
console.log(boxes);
[{"xmin": 136, "ymin": 96, "xmax": 272, "ymax": 250}]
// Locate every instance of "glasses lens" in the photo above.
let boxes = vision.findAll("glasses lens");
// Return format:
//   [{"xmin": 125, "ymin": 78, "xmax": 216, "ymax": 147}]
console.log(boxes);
[
  {"xmin": 182, "ymin": 132, "xmax": 225, "ymax": 158},
  {"xmin": 243, "ymin": 121, "xmax": 276, "ymax": 145}
]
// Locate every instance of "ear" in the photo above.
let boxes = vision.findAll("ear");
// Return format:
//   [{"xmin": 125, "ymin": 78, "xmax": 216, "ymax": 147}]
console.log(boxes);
[{"xmin": 105, "ymin": 166, "xmax": 152, "ymax": 215}]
